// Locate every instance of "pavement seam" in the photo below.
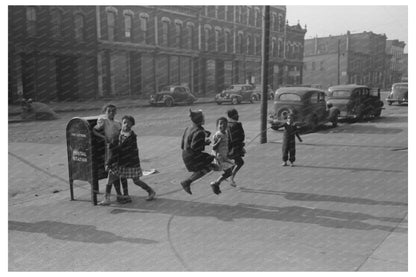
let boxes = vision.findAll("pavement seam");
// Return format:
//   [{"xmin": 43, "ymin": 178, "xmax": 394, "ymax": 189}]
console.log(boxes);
[{"xmin": 355, "ymin": 212, "xmax": 408, "ymax": 271}]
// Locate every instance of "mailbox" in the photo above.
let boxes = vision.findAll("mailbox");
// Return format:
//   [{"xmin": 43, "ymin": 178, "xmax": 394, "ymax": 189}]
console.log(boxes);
[{"xmin": 66, "ymin": 117, "xmax": 108, "ymax": 205}]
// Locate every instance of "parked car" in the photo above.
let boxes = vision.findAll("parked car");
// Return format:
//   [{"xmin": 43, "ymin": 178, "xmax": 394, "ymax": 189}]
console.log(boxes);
[
  {"xmin": 149, "ymin": 85, "xmax": 197, "ymax": 107},
  {"xmin": 269, "ymin": 87, "xmax": 339, "ymax": 131},
  {"xmin": 215, "ymin": 84, "xmax": 261, "ymax": 105},
  {"xmin": 327, "ymin": 84, "xmax": 384, "ymax": 120},
  {"xmin": 386, "ymin": 82, "xmax": 408, "ymax": 105}
]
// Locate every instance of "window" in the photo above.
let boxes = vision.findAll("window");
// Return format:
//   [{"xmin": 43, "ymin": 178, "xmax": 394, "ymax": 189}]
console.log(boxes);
[
  {"xmin": 175, "ymin": 23, "xmax": 182, "ymax": 48},
  {"xmin": 320, "ymin": 60, "xmax": 324, "ymax": 71},
  {"xmin": 279, "ymin": 93, "xmax": 301, "ymax": 101},
  {"xmin": 247, "ymin": 7, "xmax": 251, "ymax": 25},
  {"xmin": 246, "ymin": 36, "xmax": 251, "ymax": 54},
  {"xmin": 215, "ymin": 29, "xmax": 220, "ymax": 52},
  {"xmin": 26, "ymin": 7, "xmax": 36, "ymax": 36},
  {"xmin": 303, "ymin": 63, "xmax": 307, "ymax": 71},
  {"xmin": 140, "ymin": 16, "xmax": 148, "ymax": 44},
  {"xmin": 187, "ymin": 25, "xmax": 194, "ymax": 49},
  {"xmin": 254, "ymin": 9, "xmax": 259, "ymax": 27},
  {"xmin": 74, "ymin": 13, "xmax": 85, "ymax": 42},
  {"xmin": 224, "ymin": 31, "xmax": 229, "ymax": 52},
  {"xmin": 162, "ymin": 21, "xmax": 169, "ymax": 46},
  {"xmin": 51, "ymin": 9, "xmax": 63, "ymax": 38},
  {"xmin": 204, "ymin": 28, "xmax": 210, "ymax": 51},
  {"xmin": 107, "ymin": 11, "xmax": 116, "ymax": 41},
  {"xmin": 254, "ymin": 36, "xmax": 260, "ymax": 56},
  {"xmin": 238, "ymin": 33, "xmax": 243, "ymax": 54},
  {"xmin": 237, "ymin": 6, "xmax": 242, "ymax": 23},
  {"xmin": 310, "ymin": 92, "xmax": 319, "ymax": 103},
  {"xmin": 272, "ymin": 40, "xmax": 277, "ymax": 57},
  {"xmin": 312, "ymin": 61, "xmax": 316, "ymax": 71},
  {"xmin": 124, "ymin": 14, "xmax": 132, "ymax": 39}
]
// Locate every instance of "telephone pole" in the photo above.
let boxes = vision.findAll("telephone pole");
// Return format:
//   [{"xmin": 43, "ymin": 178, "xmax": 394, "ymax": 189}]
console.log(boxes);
[{"xmin": 260, "ymin": 5, "xmax": 270, "ymax": 144}]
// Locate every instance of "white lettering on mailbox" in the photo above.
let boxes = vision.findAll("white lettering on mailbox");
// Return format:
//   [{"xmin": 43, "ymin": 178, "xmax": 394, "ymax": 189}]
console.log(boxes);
[
  {"xmin": 72, "ymin": 150, "xmax": 88, "ymax": 162},
  {"xmin": 71, "ymin": 133, "xmax": 87, "ymax": 138}
]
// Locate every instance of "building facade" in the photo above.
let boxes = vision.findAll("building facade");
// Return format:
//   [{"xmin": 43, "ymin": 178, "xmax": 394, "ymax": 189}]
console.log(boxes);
[
  {"xmin": 302, "ymin": 31, "xmax": 387, "ymax": 90},
  {"xmin": 9, "ymin": 5, "xmax": 306, "ymax": 103},
  {"xmin": 385, "ymin": 39, "xmax": 407, "ymax": 87}
]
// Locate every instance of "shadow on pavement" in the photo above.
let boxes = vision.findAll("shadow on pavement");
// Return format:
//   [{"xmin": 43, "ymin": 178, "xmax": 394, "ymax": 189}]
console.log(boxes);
[
  {"xmin": 109, "ymin": 198, "xmax": 407, "ymax": 233},
  {"xmin": 238, "ymin": 188, "xmax": 408, "ymax": 207},
  {"xmin": 8, "ymin": 220, "xmax": 158, "ymax": 244},
  {"xmin": 318, "ymin": 124, "xmax": 404, "ymax": 134}
]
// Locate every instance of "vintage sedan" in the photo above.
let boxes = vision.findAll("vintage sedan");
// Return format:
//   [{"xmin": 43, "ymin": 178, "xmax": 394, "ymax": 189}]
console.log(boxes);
[
  {"xmin": 269, "ymin": 87, "xmax": 339, "ymax": 131},
  {"xmin": 149, "ymin": 85, "xmax": 197, "ymax": 107},
  {"xmin": 386, "ymin": 82, "xmax": 408, "ymax": 105},
  {"xmin": 327, "ymin": 84, "xmax": 384, "ymax": 120},
  {"xmin": 215, "ymin": 84, "xmax": 261, "ymax": 105}
]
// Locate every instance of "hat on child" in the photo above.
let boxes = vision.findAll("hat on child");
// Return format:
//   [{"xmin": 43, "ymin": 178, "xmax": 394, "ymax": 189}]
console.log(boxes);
[{"xmin": 189, "ymin": 109, "xmax": 204, "ymax": 125}]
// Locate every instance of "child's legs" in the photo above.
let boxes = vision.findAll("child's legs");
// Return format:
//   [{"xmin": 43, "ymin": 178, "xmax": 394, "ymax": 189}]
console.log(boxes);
[
  {"xmin": 216, "ymin": 168, "xmax": 233, "ymax": 184},
  {"xmin": 183, "ymin": 167, "xmax": 211, "ymax": 184},
  {"xmin": 232, "ymin": 156, "xmax": 244, "ymax": 179},
  {"xmin": 289, "ymin": 146, "xmax": 296, "ymax": 163},
  {"xmin": 132, "ymin": 177, "xmax": 153, "ymax": 193},
  {"xmin": 105, "ymin": 173, "xmax": 119, "ymax": 195},
  {"xmin": 282, "ymin": 146, "xmax": 289, "ymax": 162},
  {"xmin": 120, "ymin": 177, "xmax": 129, "ymax": 195}
]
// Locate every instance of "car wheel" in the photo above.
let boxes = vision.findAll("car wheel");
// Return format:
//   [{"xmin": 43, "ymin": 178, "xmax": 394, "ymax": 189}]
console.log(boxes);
[
  {"xmin": 216, "ymin": 101, "xmax": 222, "ymax": 105},
  {"xmin": 277, "ymin": 108, "xmax": 292, "ymax": 120},
  {"xmin": 398, "ymin": 100, "xmax": 402, "ymax": 105},
  {"xmin": 250, "ymin": 95, "xmax": 257, "ymax": 103},
  {"xmin": 164, "ymin": 98, "xmax": 173, "ymax": 107},
  {"xmin": 231, "ymin": 97, "xmax": 239, "ymax": 105},
  {"xmin": 387, "ymin": 101, "xmax": 392, "ymax": 106}
]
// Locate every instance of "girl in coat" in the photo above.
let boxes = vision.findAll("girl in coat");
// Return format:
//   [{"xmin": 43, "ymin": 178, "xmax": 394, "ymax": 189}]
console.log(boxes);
[
  {"xmin": 180, "ymin": 109, "xmax": 216, "ymax": 195},
  {"xmin": 99, "ymin": 115, "xmax": 155, "ymax": 205},
  {"xmin": 227, "ymin": 108, "xmax": 246, "ymax": 187}
]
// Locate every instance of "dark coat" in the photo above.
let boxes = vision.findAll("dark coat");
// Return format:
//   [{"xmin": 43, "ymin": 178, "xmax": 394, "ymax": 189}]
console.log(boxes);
[
  {"xmin": 228, "ymin": 121, "xmax": 245, "ymax": 158},
  {"xmin": 106, "ymin": 131, "xmax": 141, "ymax": 168},
  {"xmin": 181, "ymin": 125, "xmax": 214, "ymax": 172}
]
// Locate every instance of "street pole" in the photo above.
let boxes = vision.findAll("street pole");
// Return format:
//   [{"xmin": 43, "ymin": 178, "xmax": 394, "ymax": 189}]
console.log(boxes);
[
  {"xmin": 337, "ymin": 39, "xmax": 341, "ymax": 85},
  {"xmin": 260, "ymin": 5, "xmax": 270, "ymax": 144}
]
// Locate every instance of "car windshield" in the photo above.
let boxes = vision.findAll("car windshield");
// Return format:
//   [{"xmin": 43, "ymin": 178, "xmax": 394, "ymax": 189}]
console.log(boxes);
[
  {"xmin": 330, "ymin": 90, "xmax": 351, "ymax": 98},
  {"xmin": 393, "ymin": 84, "xmax": 407, "ymax": 90},
  {"xmin": 279, "ymin": 93, "xmax": 301, "ymax": 101}
]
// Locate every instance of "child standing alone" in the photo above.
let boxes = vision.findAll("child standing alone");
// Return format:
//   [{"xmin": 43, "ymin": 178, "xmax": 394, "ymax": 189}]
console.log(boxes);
[
  {"xmin": 279, "ymin": 113, "xmax": 303, "ymax": 167},
  {"xmin": 210, "ymin": 117, "xmax": 234, "ymax": 195},
  {"xmin": 100, "ymin": 115, "xmax": 156, "ymax": 205}
]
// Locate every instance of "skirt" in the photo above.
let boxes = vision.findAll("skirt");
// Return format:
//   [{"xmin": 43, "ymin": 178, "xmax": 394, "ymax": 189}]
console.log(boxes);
[{"xmin": 109, "ymin": 165, "xmax": 143, "ymax": 178}]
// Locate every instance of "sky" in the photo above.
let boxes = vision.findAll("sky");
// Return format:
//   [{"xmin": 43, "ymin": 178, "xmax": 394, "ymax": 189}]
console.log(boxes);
[{"xmin": 286, "ymin": 5, "xmax": 408, "ymax": 52}]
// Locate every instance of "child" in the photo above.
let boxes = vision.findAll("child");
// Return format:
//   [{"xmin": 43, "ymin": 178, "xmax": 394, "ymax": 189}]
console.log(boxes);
[
  {"xmin": 100, "ymin": 115, "xmax": 156, "ymax": 205},
  {"xmin": 210, "ymin": 117, "xmax": 235, "ymax": 195},
  {"xmin": 93, "ymin": 104, "xmax": 130, "ymax": 204},
  {"xmin": 279, "ymin": 113, "xmax": 303, "ymax": 167},
  {"xmin": 227, "ymin": 109, "xmax": 246, "ymax": 187},
  {"xmin": 180, "ymin": 109, "xmax": 216, "ymax": 195}
]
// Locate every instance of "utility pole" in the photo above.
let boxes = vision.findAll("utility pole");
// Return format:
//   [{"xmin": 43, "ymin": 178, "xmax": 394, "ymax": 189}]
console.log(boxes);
[
  {"xmin": 337, "ymin": 39, "xmax": 341, "ymax": 85},
  {"xmin": 260, "ymin": 5, "xmax": 270, "ymax": 144}
]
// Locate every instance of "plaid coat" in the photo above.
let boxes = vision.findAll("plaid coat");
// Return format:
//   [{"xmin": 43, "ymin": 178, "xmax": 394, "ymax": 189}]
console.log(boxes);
[{"xmin": 106, "ymin": 131, "xmax": 141, "ymax": 169}]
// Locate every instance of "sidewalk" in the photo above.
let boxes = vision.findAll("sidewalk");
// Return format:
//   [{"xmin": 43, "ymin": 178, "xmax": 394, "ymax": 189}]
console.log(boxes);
[{"xmin": 8, "ymin": 135, "xmax": 408, "ymax": 271}]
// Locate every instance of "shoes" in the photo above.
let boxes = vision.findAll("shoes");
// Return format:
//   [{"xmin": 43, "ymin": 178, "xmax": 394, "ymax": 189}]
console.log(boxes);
[
  {"xmin": 122, "ymin": 195, "xmax": 132, "ymax": 203},
  {"xmin": 210, "ymin": 181, "xmax": 221, "ymax": 195},
  {"xmin": 116, "ymin": 195, "xmax": 127, "ymax": 204},
  {"xmin": 282, "ymin": 162, "xmax": 288, "ymax": 166},
  {"xmin": 230, "ymin": 180, "xmax": 237, "ymax": 187},
  {"xmin": 290, "ymin": 162, "xmax": 295, "ymax": 167},
  {"xmin": 180, "ymin": 180, "xmax": 192, "ymax": 195},
  {"xmin": 146, "ymin": 190, "xmax": 156, "ymax": 201},
  {"xmin": 98, "ymin": 195, "xmax": 111, "ymax": 206}
]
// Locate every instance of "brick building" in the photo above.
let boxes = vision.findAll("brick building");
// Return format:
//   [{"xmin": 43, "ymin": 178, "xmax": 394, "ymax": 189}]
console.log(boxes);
[
  {"xmin": 385, "ymin": 39, "xmax": 407, "ymax": 87},
  {"xmin": 302, "ymin": 31, "xmax": 387, "ymax": 90},
  {"xmin": 9, "ymin": 5, "xmax": 306, "ymax": 103}
]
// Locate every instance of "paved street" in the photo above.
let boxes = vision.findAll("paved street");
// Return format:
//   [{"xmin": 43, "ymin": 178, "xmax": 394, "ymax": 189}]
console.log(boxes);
[{"xmin": 8, "ymin": 100, "xmax": 408, "ymax": 271}]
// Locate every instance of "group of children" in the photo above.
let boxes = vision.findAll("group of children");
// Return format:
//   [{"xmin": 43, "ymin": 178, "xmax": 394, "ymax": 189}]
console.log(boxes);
[{"xmin": 94, "ymin": 103, "xmax": 302, "ymax": 205}]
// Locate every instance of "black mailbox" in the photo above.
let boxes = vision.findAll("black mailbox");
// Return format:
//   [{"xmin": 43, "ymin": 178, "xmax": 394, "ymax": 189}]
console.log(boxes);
[{"xmin": 66, "ymin": 117, "xmax": 108, "ymax": 205}]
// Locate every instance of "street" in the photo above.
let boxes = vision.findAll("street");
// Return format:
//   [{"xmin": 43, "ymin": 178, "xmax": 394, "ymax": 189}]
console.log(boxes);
[{"xmin": 8, "ymin": 100, "xmax": 408, "ymax": 271}]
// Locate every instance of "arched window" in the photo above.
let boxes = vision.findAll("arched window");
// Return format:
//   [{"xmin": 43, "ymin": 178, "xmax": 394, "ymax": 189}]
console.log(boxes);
[
  {"xmin": 26, "ymin": 7, "xmax": 37, "ymax": 37},
  {"xmin": 238, "ymin": 33, "xmax": 244, "ymax": 54},
  {"xmin": 139, "ymin": 15, "xmax": 148, "ymax": 44},
  {"xmin": 246, "ymin": 35, "xmax": 251, "ymax": 55},
  {"xmin": 224, "ymin": 31, "xmax": 230, "ymax": 53},
  {"xmin": 175, "ymin": 22, "xmax": 183, "ymax": 48},
  {"xmin": 204, "ymin": 27, "xmax": 211, "ymax": 51},
  {"xmin": 215, "ymin": 29, "xmax": 220, "ymax": 52},
  {"xmin": 161, "ymin": 19, "xmax": 170, "ymax": 46},
  {"xmin": 124, "ymin": 13, "xmax": 133, "ymax": 40},
  {"xmin": 186, "ymin": 23, "xmax": 194, "ymax": 49},
  {"xmin": 51, "ymin": 9, "xmax": 63, "ymax": 38},
  {"xmin": 107, "ymin": 11, "xmax": 116, "ymax": 41},
  {"xmin": 74, "ymin": 13, "xmax": 85, "ymax": 42}
]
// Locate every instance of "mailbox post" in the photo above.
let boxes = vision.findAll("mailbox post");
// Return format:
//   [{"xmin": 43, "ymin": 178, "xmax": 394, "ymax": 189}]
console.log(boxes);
[{"xmin": 66, "ymin": 117, "xmax": 108, "ymax": 205}]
